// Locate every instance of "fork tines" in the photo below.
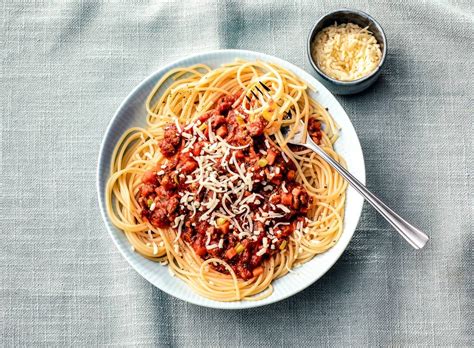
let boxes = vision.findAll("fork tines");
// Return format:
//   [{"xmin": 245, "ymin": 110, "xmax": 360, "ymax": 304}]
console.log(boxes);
[{"xmin": 247, "ymin": 81, "xmax": 293, "ymax": 119}]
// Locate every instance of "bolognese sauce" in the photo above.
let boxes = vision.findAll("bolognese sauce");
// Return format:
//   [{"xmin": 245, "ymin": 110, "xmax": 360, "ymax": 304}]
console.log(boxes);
[{"xmin": 138, "ymin": 95, "xmax": 320, "ymax": 280}]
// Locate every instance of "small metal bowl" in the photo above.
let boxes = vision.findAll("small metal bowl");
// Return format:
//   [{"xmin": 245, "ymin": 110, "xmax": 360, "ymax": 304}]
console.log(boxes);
[{"xmin": 307, "ymin": 9, "xmax": 387, "ymax": 95}]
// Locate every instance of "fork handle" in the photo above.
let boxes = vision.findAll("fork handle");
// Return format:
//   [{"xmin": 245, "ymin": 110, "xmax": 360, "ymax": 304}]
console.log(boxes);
[{"xmin": 305, "ymin": 138, "xmax": 429, "ymax": 249}]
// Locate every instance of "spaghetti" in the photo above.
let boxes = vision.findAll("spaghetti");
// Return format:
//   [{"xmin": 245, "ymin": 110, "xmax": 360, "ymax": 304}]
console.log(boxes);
[{"xmin": 106, "ymin": 60, "xmax": 347, "ymax": 301}]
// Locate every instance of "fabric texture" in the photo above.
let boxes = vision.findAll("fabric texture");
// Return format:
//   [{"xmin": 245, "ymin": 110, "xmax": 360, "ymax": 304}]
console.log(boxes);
[{"xmin": 1, "ymin": 0, "xmax": 472, "ymax": 346}]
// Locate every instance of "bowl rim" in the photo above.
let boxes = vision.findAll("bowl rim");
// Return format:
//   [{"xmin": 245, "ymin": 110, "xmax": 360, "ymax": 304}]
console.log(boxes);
[
  {"xmin": 307, "ymin": 8, "xmax": 387, "ymax": 85},
  {"xmin": 96, "ymin": 49, "xmax": 366, "ymax": 309}
]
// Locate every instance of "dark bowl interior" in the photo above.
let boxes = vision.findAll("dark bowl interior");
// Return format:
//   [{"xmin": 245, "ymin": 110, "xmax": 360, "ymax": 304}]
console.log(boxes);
[{"xmin": 308, "ymin": 9, "xmax": 386, "ymax": 84}]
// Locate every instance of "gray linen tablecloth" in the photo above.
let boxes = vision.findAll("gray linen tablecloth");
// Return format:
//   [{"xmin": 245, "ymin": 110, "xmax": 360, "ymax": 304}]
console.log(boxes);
[{"xmin": 1, "ymin": 1, "xmax": 472, "ymax": 346}]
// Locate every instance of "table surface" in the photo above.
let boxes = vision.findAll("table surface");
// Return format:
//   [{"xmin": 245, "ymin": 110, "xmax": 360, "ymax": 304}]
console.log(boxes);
[{"xmin": 1, "ymin": 1, "xmax": 472, "ymax": 346}]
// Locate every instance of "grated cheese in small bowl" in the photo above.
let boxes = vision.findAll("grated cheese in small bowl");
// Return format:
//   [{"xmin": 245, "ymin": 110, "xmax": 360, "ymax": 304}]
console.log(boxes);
[{"xmin": 311, "ymin": 22, "xmax": 382, "ymax": 82}]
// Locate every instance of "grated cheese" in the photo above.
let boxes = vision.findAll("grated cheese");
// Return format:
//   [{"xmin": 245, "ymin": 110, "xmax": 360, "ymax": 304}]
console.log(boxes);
[
  {"xmin": 276, "ymin": 204, "xmax": 291, "ymax": 214},
  {"xmin": 156, "ymin": 117, "xmax": 313, "ymax": 265},
  {"xmin": 311, "ymin": 22, "xmax": 382, "ymax": 81}
]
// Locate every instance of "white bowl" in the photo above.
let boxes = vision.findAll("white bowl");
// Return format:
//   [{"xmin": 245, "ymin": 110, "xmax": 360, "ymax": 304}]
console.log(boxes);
[{"xmin": 97, "ymin": 49, "xmax": 365, "ymax": 309}]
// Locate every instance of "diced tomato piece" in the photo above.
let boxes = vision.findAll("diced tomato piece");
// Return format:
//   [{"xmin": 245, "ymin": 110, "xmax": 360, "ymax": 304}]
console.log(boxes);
[
  {"xmin": 235, "ymin": 150, "xmax": 245, "ymax": 159},
  {"xmin": 216, "ymin": 125, "xmax": 228, "ymax": 138},
  {"xmin": 279, "ymin": 225, "xmax": 293, "ymax": 237},
  {"xmin": 218, "ymin": 221, "xmax": 230, "ymax": 234},
  {"xmin": 281, "ymin": 192, "xmax": 293, "ymax": 206},
  {"xmin": 266, "ymin": 149, "xmax": 277, "ymax": 165},
  {"xmin": 142, "ymin": 170, "xmax": 157, "ymax": 185},
  {"xmin": 195, "ymin": 245, "xmax": 207, "ymax": 257},
  {"xmin": 179, "ymin": 159, "xmax": 198, "ymax": 174},
  {"xmin": 198, "ymin": 112, "xmax": 212, "ymax": 124},
  {"xmin": 192, "ymin": 142, "xmax": 203, "ymax": 156},
  {"xmin": 252, "ymin": 266, "xmax": 264, "ymax": 277},
  {"xmin": 226, "ymin": 248, "xmax": 237, "ymax": 259},
  {"xmin": 287, "ymin": 170, "xmax": 296, "ymax": 180}
]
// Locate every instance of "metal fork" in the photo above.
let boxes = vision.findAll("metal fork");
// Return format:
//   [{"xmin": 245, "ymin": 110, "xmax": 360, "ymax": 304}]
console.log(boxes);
[{"xmin": 281, "ymin": 121, "xmax": 429, "ymax": 249}]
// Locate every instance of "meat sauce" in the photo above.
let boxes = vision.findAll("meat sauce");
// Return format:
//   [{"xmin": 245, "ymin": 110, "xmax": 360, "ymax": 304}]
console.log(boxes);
[{"xmin": 138, "ymin": 95, "xmax": 322, "ymax": 280}]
